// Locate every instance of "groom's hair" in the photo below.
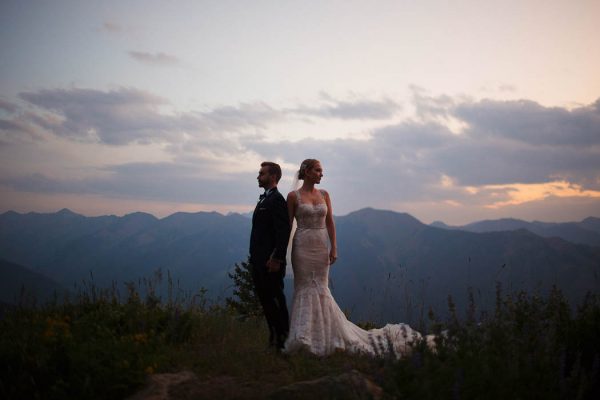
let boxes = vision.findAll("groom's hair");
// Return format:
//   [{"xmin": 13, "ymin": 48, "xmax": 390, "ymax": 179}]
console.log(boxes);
[{"xmin": 261, "ymin": 161, "xmax": 282, "ymax": 183}]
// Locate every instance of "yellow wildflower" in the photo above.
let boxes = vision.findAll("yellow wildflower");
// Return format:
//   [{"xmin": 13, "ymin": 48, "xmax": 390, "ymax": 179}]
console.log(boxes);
[{"xmin": 133, "ymin": 333, "xmax": 148, "ymax": 343}]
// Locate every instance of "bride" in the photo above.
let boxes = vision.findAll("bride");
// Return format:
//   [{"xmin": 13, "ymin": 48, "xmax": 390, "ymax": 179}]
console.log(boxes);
[{"xmin": 283, "ymin": 159, "xmax": 431, "ymax": 358}]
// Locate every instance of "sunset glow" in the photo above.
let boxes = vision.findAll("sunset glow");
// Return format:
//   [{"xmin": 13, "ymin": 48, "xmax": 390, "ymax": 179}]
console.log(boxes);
[{"xmin": 483, "ymin": 181, "xmax": 600, "ymax": 209}]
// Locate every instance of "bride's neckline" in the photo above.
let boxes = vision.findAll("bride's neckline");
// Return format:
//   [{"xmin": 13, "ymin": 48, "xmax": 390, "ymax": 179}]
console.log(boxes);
[
  {"xmin": 296, "ymin": 188, "xmax": 326, "ymax": 207},
  {"xmin": 298, "ymin": 201, "xmax": 326, "ymax": 207}
]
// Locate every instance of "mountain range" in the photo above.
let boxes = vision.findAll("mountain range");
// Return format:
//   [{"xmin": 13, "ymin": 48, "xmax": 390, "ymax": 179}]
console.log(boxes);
[
  {"xmin": 430, "ymin": 217, "xmax": 600, "ymax": 247},
  {"xmin": 0, "ymin": 258, "xmax": 67, "ymax": 305},
  {"xmin": 1, "ymin": 208, "xmax": 599, "ymax": 324}
]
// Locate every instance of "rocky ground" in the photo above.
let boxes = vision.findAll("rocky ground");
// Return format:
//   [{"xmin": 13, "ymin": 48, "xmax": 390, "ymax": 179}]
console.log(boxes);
[{"xmin": 128, "ymin": 369, "xmax": 385, "ymax": 400}]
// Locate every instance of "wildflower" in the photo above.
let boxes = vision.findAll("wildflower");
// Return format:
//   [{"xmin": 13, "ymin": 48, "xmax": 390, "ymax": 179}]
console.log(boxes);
[
  {"xmin": 43, "ymin": 316, "xmax": 71, "ymax": 339},
  {"xmin": 133, "ymin": 333, "xmax": 148, "ymax": 344}
]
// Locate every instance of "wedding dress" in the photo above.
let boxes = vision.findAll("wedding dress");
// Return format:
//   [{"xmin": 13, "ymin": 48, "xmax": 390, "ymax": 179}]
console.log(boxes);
[{"xmin": 284, "ymin": 190, "xmax": 428, "ymax": 358}]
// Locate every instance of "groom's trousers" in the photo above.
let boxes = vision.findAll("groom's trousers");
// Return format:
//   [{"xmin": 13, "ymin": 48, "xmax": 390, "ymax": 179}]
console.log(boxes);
[{"xmin": 250, "ymin": 261, "xmax": 289, "ymax": 348}]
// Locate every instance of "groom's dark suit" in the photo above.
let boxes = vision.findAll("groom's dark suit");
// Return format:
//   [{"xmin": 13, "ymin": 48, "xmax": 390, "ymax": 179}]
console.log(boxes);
[{"xmin": 249, "ymin": 187, "xmax": 290, "ymax": 348}]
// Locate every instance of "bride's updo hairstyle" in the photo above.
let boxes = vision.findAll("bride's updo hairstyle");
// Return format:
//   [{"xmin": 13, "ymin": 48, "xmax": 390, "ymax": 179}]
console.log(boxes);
[{"xmin": 298, "ymin": 159, "xmax": 320, "ymax": 180}]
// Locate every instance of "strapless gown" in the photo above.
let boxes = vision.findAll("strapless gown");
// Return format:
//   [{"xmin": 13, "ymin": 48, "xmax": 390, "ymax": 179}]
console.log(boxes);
[{"xmin": 284, "ymin": 191, "xmax": 429, "ymax": 358}]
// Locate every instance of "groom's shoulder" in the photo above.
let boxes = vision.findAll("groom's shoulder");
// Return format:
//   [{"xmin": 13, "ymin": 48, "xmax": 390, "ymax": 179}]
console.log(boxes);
[{"xmin": 273, "ymin": 189, "xmax": 286, "ymax": 201}]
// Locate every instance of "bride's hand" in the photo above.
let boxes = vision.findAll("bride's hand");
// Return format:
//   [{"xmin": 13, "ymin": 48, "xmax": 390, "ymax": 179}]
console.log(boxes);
[{"xmin": 329, "ymin": 248, "xmax": 338, "ymax": 265}]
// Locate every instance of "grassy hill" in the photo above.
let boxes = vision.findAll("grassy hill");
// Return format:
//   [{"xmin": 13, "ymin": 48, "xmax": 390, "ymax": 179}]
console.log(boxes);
[
  {"xmin": 0, "ymin": 259, "xmax": 68, "ymax": 305},
  {"xmin": 1, "ymin": 279, "xmax": 598, "ymax": 399}
]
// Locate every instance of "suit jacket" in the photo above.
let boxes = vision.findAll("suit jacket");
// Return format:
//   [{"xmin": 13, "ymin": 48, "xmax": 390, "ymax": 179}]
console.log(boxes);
[{"xmin": 249, "ymin": 187, "xmax": 290, "ymax": 266}]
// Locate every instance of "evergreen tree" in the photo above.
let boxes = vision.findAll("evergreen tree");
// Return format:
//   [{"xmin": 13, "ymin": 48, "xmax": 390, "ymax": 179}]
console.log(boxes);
[{"xmin": 226, "ymin": 259, "xmax": 262, "ymax": 318}]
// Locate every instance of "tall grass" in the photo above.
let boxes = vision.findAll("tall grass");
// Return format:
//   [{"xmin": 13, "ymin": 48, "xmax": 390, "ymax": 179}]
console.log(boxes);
[
  {"xmin": 1, "ymin": 271, "xmax": 598, "ymax": 399},
  {"xmin": 386, "ymin": 285, "xmax": 600, "ymax": 399},
  {"xmin": 0, "ymin": 271, "xmax": 211, "ymax": 399},
  {"xmin": 0, "ymin": 271, "xmax": 379, "ymax": 399}
]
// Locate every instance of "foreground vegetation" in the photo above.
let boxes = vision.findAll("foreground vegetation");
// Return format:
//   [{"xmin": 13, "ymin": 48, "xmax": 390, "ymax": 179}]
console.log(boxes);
[
  {"xmin": 1, "ymin": 274, "xmax": 599, "ymax": 399},
  {"xmin": 391, "ymin": 286, "xmax": 600, "ymax": 399}
]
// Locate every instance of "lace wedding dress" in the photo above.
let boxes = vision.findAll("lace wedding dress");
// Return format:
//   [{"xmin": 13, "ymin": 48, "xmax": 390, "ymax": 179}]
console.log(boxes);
[{"xmin": 284, "ymin": 190, "xmax": 429, "ymax": 358}]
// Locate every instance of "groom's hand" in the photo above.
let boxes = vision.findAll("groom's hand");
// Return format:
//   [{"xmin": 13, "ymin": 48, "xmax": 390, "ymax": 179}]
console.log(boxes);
[{"xmin": 266, "ymin": 258, "xmax": 281, "ymax": 272}]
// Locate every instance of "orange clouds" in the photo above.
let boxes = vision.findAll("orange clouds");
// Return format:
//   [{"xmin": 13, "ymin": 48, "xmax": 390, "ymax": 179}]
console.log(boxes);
[{"xmin": 480, "ymin": 181, "xmax": 600, "ymax": 209}]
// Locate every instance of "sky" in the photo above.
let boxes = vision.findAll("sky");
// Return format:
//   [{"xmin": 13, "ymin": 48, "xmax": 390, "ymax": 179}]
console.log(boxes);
[{"xmin": 1, "ymin": 0, "xmax": 599, "ymax": 224}]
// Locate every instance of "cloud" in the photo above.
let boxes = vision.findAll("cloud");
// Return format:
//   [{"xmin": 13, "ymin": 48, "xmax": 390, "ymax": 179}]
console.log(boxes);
[
  {"xmin": 434, "ymin": 138, "xmax": 600, "ymax": 187},
  {"xmin": 18, "ymin": 87, "xmax": 177, "ymax": 145},
  {"xmin": 102, "ymin": 21, "xmax": 124, "ymax": 33},
  {"xmin": 0, "ymin": 118, "xmax": 39, "ymax": 144},
  {"xmin": 128, "ymin": 51, "xmax": 180, "ymax": 66},
  {"xmin": 410, "ymin": 86, "xmax": 457, "ymax": 121},
  {"xmin": 478, "ymin": 181, "xmax": 600, "ymax": 209},
  {"xmin": 455, "ymin": 98, "xmax": 600, "ymax": 147},
  {"xmin": 12, "ymin": 88, "xmax": 406, "ymax": 149},
  {"xmin": 3, "ymin": 87, "xmax": 600, "ymax": 220},
  {"xmin": 0, "ymin": 99, "xmax": 17, "ymax": 114},
  {"xmin": 498, "ymin": 84, "xmax": 516, "ymax": 92},
  {"xmin": 244, "ymin": 95, "xmax": 600, "ymax": 212},
  {"xmin": 382, "ymin": 90, "xmax": 600, "ymax": 188},
  {"xmin": 15, "ymin": 88, "xmax": 287, "ymax": 147},
  {"xmin": 1, "ymin": 161, "xmax": 259, "ymax": 205},
  {"xmin": 100, "ymin": 21, "xmax": 136, "ymax": 36},
  {"xmin": 290, "ymin": 93, "xmax": 401, "ymax": 120},
  {"xmin": 200, "ymin": 102, "xmax": 283, "ymax": 131},
  {"xmin": 0, "ymin": 109, "xmax": 59, "ymax": 144}
]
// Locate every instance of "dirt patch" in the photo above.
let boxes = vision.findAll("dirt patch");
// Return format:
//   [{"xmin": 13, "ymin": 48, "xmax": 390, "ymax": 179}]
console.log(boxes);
[{"xmin": 128, "ymin": 371, "xmax": 285, "ymax": 400}]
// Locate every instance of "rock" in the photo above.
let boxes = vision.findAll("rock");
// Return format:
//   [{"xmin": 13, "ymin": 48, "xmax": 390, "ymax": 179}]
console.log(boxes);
[
  {"xmin": 128, "ymin": 371, "xmax": 267, "ymax": 400},
  {"xmin": 129, "ymin": 369, "xmax": 385, "ymax": 400},
  {"xmin": 268, "ymin": 370, "xmax": 384, "ymax": 400},
  {"xmin": 127, "ymin": 370, "xmax": 198, "ymax": 400}
]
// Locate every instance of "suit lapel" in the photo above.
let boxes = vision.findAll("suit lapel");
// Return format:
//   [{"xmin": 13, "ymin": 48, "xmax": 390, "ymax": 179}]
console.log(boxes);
[
  {"xmin": 252, "ymin": 187, "xmax": 278, "ymax": 224},
  {"xmin": 252, "ymin": 200, "xmax": 260, "ymax": 224}
]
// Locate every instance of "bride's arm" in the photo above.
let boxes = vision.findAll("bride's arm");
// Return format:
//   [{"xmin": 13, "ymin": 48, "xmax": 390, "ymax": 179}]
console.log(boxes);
[
  {"xmin": 323, "ymin": 190, "xmax": 338, "ymax": 265},
  {"xmin": 286, "ymin": 191, "xmax": 296, "ymax": 230}
]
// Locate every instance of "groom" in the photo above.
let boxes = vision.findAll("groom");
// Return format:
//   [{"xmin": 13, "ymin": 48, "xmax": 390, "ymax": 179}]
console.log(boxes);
[{"xmin": 249, "ymin": 161, "xmax": 291, "ymax": 350}]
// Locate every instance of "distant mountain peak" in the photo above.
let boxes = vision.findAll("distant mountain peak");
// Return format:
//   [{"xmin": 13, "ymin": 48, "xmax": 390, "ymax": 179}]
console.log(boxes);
[
  {"xmin": 457, "ymin": 216, "xmax": 600, "ymax": 246},
  {"xmin": 470, "ymin": 217, "xmax": 526, "ymax": 225},
  {"xmin": 430, "ymin": 221, "xmax": 451, "ymax": 229},
  {"xmin": 170, "ymin": 210, "xmax": 222, "ymax": 217},
  {"xmin": 162, "ymin": 210, "xmax": 224, "ymax": 221},
  {"xmin": 582, "ymin": 216, "xmax": 600, "ymax": 223},
  {"xmin": 0, "ymin": 210, "xmax": 19, "ymax": 217},
  {"xmin": 122, "ymin": 211, "xmax": 157, "ymax": 220},
  {"xmin": 56, "ymin": 208, "xmax": 81, "ymax": 217},
  {"xmin": 345, "ymin": 207, "xmax": 424, "ymax": 226}
]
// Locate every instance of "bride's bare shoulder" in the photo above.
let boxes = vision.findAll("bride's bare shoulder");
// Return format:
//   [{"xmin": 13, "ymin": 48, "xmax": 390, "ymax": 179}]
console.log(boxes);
[{"xmin": 287, "ymin": 191, "xmax": 297, "ymax": 200}]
